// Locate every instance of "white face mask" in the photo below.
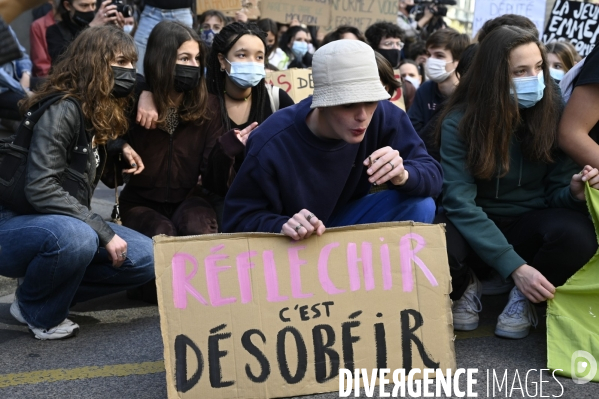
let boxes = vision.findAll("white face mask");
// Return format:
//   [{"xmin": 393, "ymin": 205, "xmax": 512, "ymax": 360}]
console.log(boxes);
[
  {"xmin": 425, "ymin": 57, "xmax": 455, "ymax": 83},
  {"xmin": 404, "ymin": 75, "xmax": 421, "ymax": 90},
  {"xmin": 123, "ymin": 24, "xmax": 134, "ymax": 35}
]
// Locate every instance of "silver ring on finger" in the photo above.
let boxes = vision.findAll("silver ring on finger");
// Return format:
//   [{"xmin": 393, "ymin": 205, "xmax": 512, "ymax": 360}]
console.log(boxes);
[
  {"xmin": 388, "ymin": 161, "xmax": 395, "ymax": 171},
  {"xmin": 306, "ymin": 213, "xmax": 313, "ymax": 222},
  {"xmin": 120, "ymin": 252, "xmax": 127, "ymax": 259},
  {"xmin": 294, "ymin": 224, "xmax": 303, "ymax": 233},
  {"xmin": 104, "ymin": 13, "xmax": 108, "ymax": 17},
  {"xmin": 130, "ymin": 163, "xmax": 136, "ymax": 168}
]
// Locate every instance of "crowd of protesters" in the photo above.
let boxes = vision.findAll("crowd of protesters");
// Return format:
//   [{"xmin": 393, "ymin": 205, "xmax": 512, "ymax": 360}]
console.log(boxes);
[{"xmin": 0, "ymin": 0, "xmax": 599, "ymax": 348}]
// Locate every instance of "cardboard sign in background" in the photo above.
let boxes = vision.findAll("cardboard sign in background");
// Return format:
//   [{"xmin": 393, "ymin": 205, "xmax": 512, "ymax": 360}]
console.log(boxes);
[
  {"xmin": 260, "ymin": 0, "xmax": 396, "ymax": 29},
  {"xmin": 542, "ymin": 0, "xmax": 599, "ymax": 57},
  {"xmin": 154, "ymin": 222, "xmax": 455, "ymax": 399},
  {"xmin": 265, "ymin": 69, "xmax": 406, "ymax": 111},
  {"xmin": 472, "ymin": 0, "xmax": 546, "ymax": 38}
]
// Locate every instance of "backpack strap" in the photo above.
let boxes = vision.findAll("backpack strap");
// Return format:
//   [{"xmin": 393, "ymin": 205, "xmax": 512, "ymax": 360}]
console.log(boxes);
[{"xmin": 265, "ymin": 84, "xmax": 281, "ymax": 113}]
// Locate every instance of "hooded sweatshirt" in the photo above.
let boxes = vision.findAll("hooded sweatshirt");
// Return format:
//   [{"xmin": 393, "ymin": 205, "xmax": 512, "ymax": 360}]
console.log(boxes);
[{"xmin": 440, "ymin": 111, "xmax": 586, "ymax": 279}]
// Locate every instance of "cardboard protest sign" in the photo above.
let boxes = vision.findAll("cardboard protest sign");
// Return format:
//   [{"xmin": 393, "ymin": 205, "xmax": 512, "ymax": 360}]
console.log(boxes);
[
  {"xmin": 542, "ymin": 0, "xmax": 599, "ymax": 57},
  {"xmin": 472, "ymin": 0, "xmax": 546, "ymax": 38},
  {"xmin": 266, "ymin": 69, "xmax": 314, "ymax": 103},
  {"xmin": 265, "ymin": 69, "xmax": 405, "ymax": 111},
  {"xmin": 260, "ymin": 0, "xmax": 330, "ymax": 27},
  {"xmin": 154, "ymin": 222, "xmax": 455, "ymax": 398},
  {"xmin": 196, "ymin": 0, "xmax": 241, "ymax": 15},
  {"xmin": 548, "ymin": 183, "xmax": 599, "ymax": 383},
  {"xmin": 260, "ymin": 0, "xmax": 396, "ymax": 29}
]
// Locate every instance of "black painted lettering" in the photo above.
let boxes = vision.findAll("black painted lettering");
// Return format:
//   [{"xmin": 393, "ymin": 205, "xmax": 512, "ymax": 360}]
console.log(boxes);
[
  {"xmin": 311, "ymin": 303, "xmax": 322, "ymax": 319},
  {"xmin": 342, "ymin": 311, "xmax": 362, "ymax": 370},
  {"xmin": 277, "ymin": 326, "xmax": 308, "ymax": 384},
  {"xmin": 241, "ymin": 329, "xmax": 271, "ymax": 383},
  {"xmin": 208, "ymin": 327, "xmax": 234, "ymax": 388},
  {"xmin": 174, "ymin": 334, "xmax": 204, "ymax": 393},
  {"xmin": 312, "ymin": 324, "xmax": 340, "ymax": 383},
  {"xmin": 279, "ymin": 307, "xmax": 290, "ymax": 322},
  {"xmin": 299, "ymin": 305, "xmax": 310, "ymax": 321},
  {"xmin": 375, "ymin": 314, "xmax": 387, "ymax": 369},
  {"xmin": 322, "ymin": 301, "xmax": 334, "ymax": 317},
  {"xmin": 400, "ymin": 309, "xmax": 440, "ymax": 372}
]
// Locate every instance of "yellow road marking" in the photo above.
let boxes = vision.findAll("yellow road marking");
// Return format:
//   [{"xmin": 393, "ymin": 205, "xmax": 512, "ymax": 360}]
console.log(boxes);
[{"xmin": 0, "ymin": 361, "xmax": 165, "ymax": 388}]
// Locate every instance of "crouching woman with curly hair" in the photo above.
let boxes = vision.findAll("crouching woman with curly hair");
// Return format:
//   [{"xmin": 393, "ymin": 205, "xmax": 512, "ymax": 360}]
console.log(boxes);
[{"xmin": 0, "ymin": 26, "xmax": 155, "ymax": 340}]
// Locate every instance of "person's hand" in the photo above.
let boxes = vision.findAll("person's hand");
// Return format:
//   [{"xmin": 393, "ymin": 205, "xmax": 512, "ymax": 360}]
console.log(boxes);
[
  {"xmin": 511, "ymin": 264, "xmax": 556, "ymax": 303},
  {"xmin": 20, "ymin": 71, "xmax": 31, "ymax": 92},
  {"xmin": 363, "ymin": 146, "xmax": 409, "ymax": 186},
  {"xmin": 235, "ymin": 122, "xmax": 259, "ymax": 146},
  {"xmin": 114, "ymin": 11, "xmax": 125, "ymax": 28},
  {"xmin": 89, "ymin": 0, "xmax": 119, "ymax": 27},
  {"xmin": 571, "ymin": 165, "xmax": 599, "ymax": 199},
  {"xmin": 417, "ymin": 5, "xmax": 434, "ymax": 27},
  {"xmin": 121, "ymin": 143, "xmax": 144, "ymax": 175},
  {"xmin": 105, "ymin": 234, "xmax": 128, "ymax": 267},
  {"xmin": 281, "ymin": 209, "xmax": 326, "ymax": 240},
  {"xmin": 235, "ymin": 9, "xmax": 248, "ymax": 22},
  {"xmin": 136, "ymin": 91, "xmax": 158, "ymax": 130}
]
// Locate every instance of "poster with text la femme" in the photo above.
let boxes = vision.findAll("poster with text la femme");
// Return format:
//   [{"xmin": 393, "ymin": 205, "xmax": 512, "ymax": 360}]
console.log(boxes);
[{"xmin": 154, "ymin": 222, "xmax": 455, "ymax": 399}]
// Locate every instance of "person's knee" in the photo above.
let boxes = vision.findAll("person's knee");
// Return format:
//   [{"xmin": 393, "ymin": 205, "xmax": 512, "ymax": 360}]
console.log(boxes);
[
  {"xmin": 411, "ymin": 197, "xmax": 436, "ymax": 223},
  {"xmin": 52, "ymin": 217, "xmax": 98, "ymax": 258}
]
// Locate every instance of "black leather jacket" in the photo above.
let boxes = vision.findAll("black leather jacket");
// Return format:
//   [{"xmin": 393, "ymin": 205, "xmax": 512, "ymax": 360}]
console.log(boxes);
[{"xmin": 24, "ymin": 99, "xmax": 115, "ymax": 245}]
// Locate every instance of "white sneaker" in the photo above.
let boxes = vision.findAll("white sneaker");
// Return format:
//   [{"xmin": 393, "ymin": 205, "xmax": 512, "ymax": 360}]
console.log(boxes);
[
  {"xmin": 10, "ymin": 297, "xmax": 79, "ymax": 340},
  {"xmin": 481, "ymin": 270, "xmax": 514, "ymax": 295},
  {"xmin": 495, "ymin": 286, "xmax": 538, "ymax": 339},
  {"xmin": 452, "ymin": 273, "xmax": 483, "ymax": 331}
]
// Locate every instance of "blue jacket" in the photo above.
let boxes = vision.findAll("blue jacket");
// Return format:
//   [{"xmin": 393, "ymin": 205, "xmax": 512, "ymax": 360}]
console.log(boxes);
[
  {"xmin": 0, "ymin": 27, "xmax": 32, "ymax": 95},
  {"xmin": 223, "ymin": 97, "xmax": 443, "ymax": 233}
]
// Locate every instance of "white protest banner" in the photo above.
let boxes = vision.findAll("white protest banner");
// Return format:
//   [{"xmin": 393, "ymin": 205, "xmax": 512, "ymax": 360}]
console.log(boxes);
[
  {"xmin": 154, "ymin": 222, "xmax": 455, "ymax": 398},
  {"xmin": 542, "ymin": 0, "xmax": 599, "ymax": 57},
  {"xmin": 472, "ymin": 0, "xmax": 546, "ymax": 38}
]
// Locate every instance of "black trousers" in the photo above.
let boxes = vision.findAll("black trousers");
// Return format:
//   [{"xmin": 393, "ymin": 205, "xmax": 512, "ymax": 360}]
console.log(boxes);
[
  {"xmin": 434, "ymin": 208, "xmax": 597, "ymax": 300},
  {"xmin": 0, "ymin": 77, "xmax": 44, "ymax": 120}
]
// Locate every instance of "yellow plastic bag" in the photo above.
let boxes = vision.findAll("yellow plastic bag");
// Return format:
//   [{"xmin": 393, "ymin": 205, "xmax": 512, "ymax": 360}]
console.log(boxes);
[{"xmin": 547, "ymin": 182, "xmax": 599, "ymax": 383}]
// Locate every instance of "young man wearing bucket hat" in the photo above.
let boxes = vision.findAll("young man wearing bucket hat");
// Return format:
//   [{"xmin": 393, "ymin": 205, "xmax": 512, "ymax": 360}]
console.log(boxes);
[{"xmin": 222, "ymin": 39, "xmax": 442, "ymax": 239}]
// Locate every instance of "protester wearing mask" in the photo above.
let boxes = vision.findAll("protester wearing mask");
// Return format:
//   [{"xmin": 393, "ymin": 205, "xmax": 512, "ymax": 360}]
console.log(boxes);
[
  {"xmin": 0, "ymin": 26, "xmax": 154, "ymax": 340},
  {"xmin": 365, "ymin": 22, "xmax": 405, "ymax": 69},
  {"xmin": 257, "ymin": 18, "xmax": 286, "ymax": 71},
  {"xmin": 197, "ymin": 9, "xmax": 226, "ymax": 48},
  {"xmin": 280, "ymin": 26, "xmax": 312, "ymax": 69},
  {"xmin": 434, "ymin": 26, "xmax": 598, "ymax": 339},
  {"xmin": 408, "ymin": 28, "xmax": 469, "ymax": 136},
  {"xmin": 46, "ymin": 0, "xmax": 124, "ymax": 64},
  {"xmin": 545, "ymin": 41, "xmax": 580, "ymax": 83},
  {"xmin": 133, "ymin": 0, "xmax": 194, "ymax": 76},
  {"xmin": 399, "ymin": 59, "xmax": 423, "ymax": 90},
  {"xmin": 118, "ymin": 22, "xmax": 252, "ymax": 302}
]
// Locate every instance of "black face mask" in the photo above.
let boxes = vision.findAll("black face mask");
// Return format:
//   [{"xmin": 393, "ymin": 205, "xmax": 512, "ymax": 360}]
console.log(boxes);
[
  {"xmin": 71, "ymin": 9, "xmax": 95, "ymax": 27},
  {"xmin": 173, "ymin": 64, "xmax": 201, "ymax": 93},
  {"xmin": 111, "ymin": 66, "xmax": 136, "ymax": 98},
  {"xmin": 377, "ymin": 48, "xmax": 401, "ymax": 69}
]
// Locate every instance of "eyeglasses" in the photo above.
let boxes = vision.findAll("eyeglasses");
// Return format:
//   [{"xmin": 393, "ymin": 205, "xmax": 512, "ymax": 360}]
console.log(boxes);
[{"xmin": 381, "ymin": 41, "xmax": 405, "ymax": 50}]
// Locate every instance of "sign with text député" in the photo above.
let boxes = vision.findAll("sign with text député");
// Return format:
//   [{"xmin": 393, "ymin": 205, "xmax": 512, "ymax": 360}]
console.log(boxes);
[
  {"xmin": 154, "ymin": 222, "xmax": 455, "ymax": 399},
  {"xmin": 542, "ymin": 0, "xmax": 599, "ymax": 57},
  {"xmin": 260, "ymin": 0, "xmax": 396, "ymax": 29},
  {"xmin": 472, "ymin": 0, "xmax": 546, "ymax": 39}
]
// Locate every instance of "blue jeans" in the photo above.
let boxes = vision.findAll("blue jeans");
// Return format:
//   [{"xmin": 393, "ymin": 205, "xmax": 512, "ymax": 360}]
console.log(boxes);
[
  {"xmin": 0, "ymin": 207, "xmax": 155, "ymax": 329},
  {"xmin": 133, "ymin": 6, "xmax": 193, "ymax": 76},
  {"xmin": 327, "ymin": 190, "xmax": 435, "ymax": 227}
]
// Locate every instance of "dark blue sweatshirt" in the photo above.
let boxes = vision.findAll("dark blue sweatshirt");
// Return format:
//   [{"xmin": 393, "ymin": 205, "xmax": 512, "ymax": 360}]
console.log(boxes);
[
  {"xmin": 222, "ymin": 97, "xmax": 443, "ymax": 233},
  {"xmin": 407, "ymin": 80, "xmax": 445, "ymax": 136}
]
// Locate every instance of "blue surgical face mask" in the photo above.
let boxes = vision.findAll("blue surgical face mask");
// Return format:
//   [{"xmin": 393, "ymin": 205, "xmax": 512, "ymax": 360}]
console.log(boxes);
[
  {"xmin": 550, "ymin": 67, "xmax": 565, "ymax": 82},
  {"xmin": 511, "ymin": 71, "xmax": 545, "ymax": 108},
  {"xmin": 201, "ymin": 29, "xmax": 216, "ymax": 46},
  {"xmin": 225, "ymin": 59, "xmax": 265, "ymax": 88},
  {"xmin": 291, "ymin": 41, "xmax": 309, "ymax": 60}
]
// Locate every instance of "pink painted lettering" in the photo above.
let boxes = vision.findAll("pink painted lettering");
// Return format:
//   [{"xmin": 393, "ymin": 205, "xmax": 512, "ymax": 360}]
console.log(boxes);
[
  {"xmin": 288, "ymin": 246, "xmax": 313, "ymax": 299},
  {"xmin": 317, "ymin": 242, "xmax": 345, "ymax": 295},
  {"xmin": 380, "ymin": 244, "xmax": 392, "ymax": 290},
  {"xmin": 237, "ymin": 251, "xmax": 257, "ymax": 304},
  {"xmin": 347, "ymin": 242, "xmax": 374, "ymax": 291},
  {"xmin": 171, "ymin": 253, "xmax": 208, "ymax": 309},
  {"xmin": 263, "ymin": 250, "xmax": 289, "ymax": 302},
  {"xmin": 204, "ymin": 245, "xmax": 237, "ymax": 307},
  {"xmin": 399, "ymin": 233, "xmax": 438, "ymax": 292}
]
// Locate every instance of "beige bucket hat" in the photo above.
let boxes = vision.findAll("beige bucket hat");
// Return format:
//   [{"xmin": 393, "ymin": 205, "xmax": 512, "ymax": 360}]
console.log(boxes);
[{"xmin": 310, "ymin": 39, "xmax": 391, "ymax": 108}]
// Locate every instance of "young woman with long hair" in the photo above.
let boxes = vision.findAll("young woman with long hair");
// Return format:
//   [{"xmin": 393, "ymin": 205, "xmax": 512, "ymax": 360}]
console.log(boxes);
[
  {"xmin": 0, "ymin": 25, "xmax": 154, "ymax": 340},
  {"xmin": 435, "ymin": 26, "xmax": 599, "ymax": 339}
]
